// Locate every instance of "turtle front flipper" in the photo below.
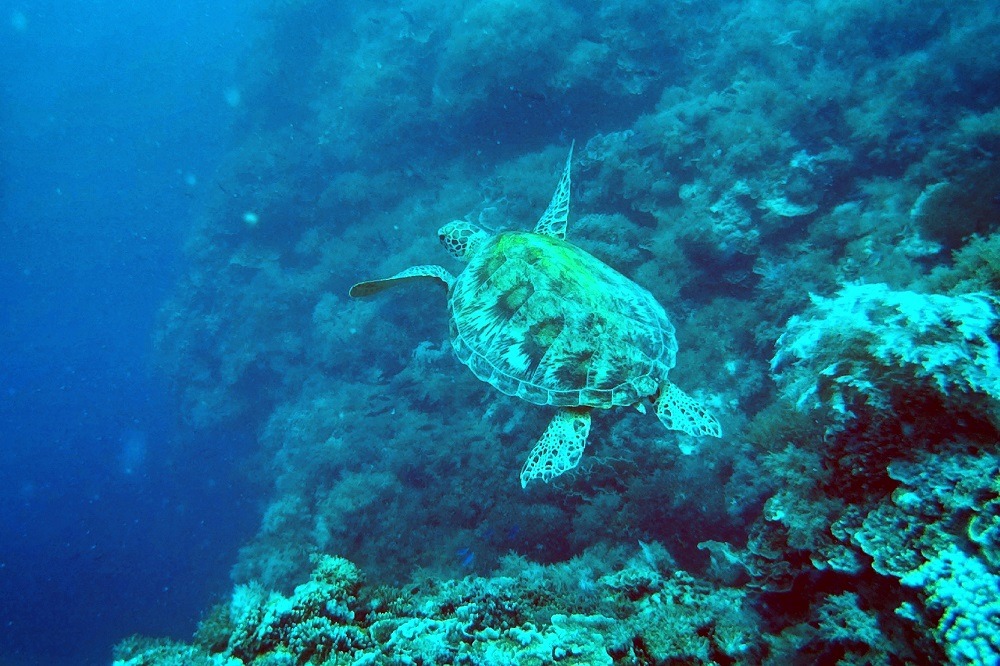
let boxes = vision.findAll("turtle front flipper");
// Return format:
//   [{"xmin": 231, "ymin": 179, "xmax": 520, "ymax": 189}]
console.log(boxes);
[
  {"xmin": 519, "ymin": 407, "xmax": 591, "ymax": 488},
  {"xmin": 655, "ymin": 381, "xmax": 722, "ymax": 438},
  {"xmin": 349, "ymin": 265, "xmax": 455, "ymax": 298},
  {"xmin": 533, "ymin": 141, "xmax": 575, "ymax": 240}
]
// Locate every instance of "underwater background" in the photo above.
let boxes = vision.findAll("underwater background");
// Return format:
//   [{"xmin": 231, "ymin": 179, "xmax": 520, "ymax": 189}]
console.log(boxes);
[
  {"xmin": 1, "ymin": 2, "xmax": 261, "ymax": 664},
  {"xmin": 4, "ymin": 0, "xmax": 1000, "ymax": 664}
]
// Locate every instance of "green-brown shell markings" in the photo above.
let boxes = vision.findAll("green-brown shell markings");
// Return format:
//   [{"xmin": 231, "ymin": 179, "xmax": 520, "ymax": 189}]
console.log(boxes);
[
  {"xmin": 450, "ymin": 231, "xmax": 675, "ymax": 406},
  {"xmin": 349, "ymin": 144, "xmax": 721, "ymax": 488}
]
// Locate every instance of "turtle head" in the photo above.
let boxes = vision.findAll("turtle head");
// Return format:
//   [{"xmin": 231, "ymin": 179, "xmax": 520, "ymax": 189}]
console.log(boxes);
[{"xmin": 438, "ymin": 220, "xmax": 489, "ymax": 262}]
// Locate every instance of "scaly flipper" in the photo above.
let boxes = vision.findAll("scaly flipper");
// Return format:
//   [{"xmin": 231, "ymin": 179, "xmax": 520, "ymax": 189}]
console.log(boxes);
[
  {"xmin": 655, "ymin": 381, "xmax": 722, "ymax": 438},
  {"xmin": 349, "ymin": 265, "xmax": 455, "ymax": 298},
  {"xmin": 533, "ymin": 141, "xmax": 575, "ymax": 240},
  {"xmin": 520, "ymin": 407, "xmax": 591, "ymax": 488}
]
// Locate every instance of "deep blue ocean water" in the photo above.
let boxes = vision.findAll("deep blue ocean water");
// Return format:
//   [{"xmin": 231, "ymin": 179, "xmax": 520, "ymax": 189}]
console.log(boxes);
[
  {"xmin": 4, "ymin": 0, "xmax": 1000, "ymax": 663},
  {"xmin": 0, "ymin": 3, "xmax": 263, "ymax": 663}
]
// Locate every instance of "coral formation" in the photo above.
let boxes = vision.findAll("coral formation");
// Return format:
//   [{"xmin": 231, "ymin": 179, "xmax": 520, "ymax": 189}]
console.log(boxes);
[
  {"xmin": 137, "ymin": 0, "xmax": 1000, "ymax": 662},
  {"xmin": 901, "ymin": 546, "xmax": 1000, "ymax": 665},
  {"xmin": 772, "ymin": 283, "xmax": 1000, "ymax": 425},
  {"xmin": 115, "ymin": 547, "xmax": 759, "ymax": 665}
]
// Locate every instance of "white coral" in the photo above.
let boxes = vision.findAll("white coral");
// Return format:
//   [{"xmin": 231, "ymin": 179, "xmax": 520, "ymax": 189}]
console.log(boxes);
[{"xmin": 772, "ymin": 283, "xmax": 1000, "ymax": 424}]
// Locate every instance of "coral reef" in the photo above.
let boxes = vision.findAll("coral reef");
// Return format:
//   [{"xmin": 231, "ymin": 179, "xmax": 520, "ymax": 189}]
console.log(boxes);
[
  {"xmin": 902, "ymin": 546, "xmax": 1000, "ymax": 665},
  {"xmin": 141, "ymin": 0, "xmax": 1000, "ymax": 662},
  {"xmin": 115, "ymin": 548, "xmax": 759, "ymax": 665},
  {"xmin": 772, "ymin": 283, "xmax": 1000, "ymax": 425}
]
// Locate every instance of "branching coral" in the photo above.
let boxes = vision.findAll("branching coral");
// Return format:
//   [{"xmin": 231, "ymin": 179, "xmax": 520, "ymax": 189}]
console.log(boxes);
[
  {"xmin": 901, "ymin": 546, "xmax": 1000, "ymax": 665},
  {"xmin": 116, "ymin": 547, "xmax": 760, "ymax": 666},
  {"xmin": 773, "ymin": 282, "xmax": 1000, "ymax": 425}
]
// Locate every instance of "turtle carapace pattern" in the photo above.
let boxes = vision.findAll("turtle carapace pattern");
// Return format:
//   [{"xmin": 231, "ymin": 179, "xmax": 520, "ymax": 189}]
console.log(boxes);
[{"xmin": 350, "ymin": 144, "xmax": 721, "ymax": 488}]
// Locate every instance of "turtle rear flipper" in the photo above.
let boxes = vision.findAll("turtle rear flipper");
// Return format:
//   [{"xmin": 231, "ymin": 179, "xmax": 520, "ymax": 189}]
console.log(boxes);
[
  {"xmin": 349, "ymin": 265, "xmax": 455, "ymax": 298},
  {"xmin": 655, "ymin": 381, "xmax": 722, "ymax": 438},
  {"xmin": 520, "ymin": 408, "xmax": 591, "ymax": 488}
]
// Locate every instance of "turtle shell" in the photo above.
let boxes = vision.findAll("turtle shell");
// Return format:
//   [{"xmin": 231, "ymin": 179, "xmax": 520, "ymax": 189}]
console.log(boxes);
[{"xmin": 448, "ymin": 231, "xmax": 677, "ymax": 408}]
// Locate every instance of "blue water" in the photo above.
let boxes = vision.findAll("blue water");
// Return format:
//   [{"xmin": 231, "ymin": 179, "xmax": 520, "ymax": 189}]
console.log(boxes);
[
  {"xmin": 1, "ymin": 3, "xmax": 260, "ymax": 663},
  {"xmin": 5, "ymin": 0, "xmax": 1000, "ymax": 663}
]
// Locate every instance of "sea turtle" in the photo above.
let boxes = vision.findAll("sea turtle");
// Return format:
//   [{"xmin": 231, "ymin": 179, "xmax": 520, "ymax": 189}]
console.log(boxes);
[{"xmin": 350, "ymin": 145, "xmax": 721, "ymax": 488}]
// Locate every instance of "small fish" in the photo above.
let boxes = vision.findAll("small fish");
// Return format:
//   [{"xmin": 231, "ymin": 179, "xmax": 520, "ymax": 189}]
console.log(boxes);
[
  {"xmin": 456, "ymin": 547, "xmax": 475, "ymax": 569},
  {"xmin": 509, "ymin": 86, "xmax": 547, "ymax": 104}
]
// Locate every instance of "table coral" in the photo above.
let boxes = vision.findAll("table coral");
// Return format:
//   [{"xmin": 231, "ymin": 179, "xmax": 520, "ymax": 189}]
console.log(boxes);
[{"xmin": 849, "ymin": 448, "xmax": 1000, "ymax": 577}]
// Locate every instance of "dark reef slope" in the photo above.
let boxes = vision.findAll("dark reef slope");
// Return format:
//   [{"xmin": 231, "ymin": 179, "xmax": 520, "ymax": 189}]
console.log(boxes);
[{"xmin": 126, "ymin": 0, "xmax": 1000, "ymax": 663}]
